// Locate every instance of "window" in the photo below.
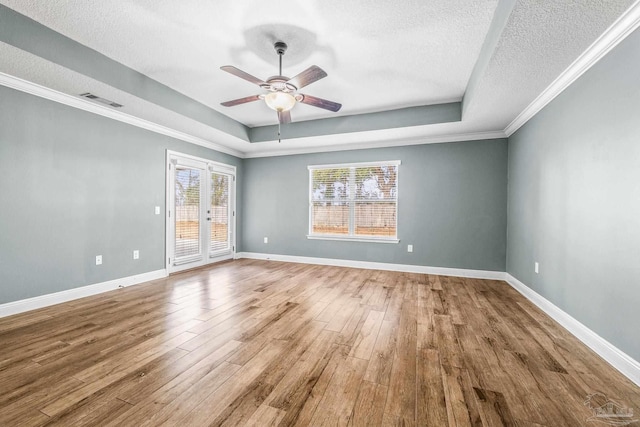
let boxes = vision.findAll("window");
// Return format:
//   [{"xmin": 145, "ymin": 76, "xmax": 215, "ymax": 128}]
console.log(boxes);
[
  {"xmin": 308, "ymin": 161, "xmax": 400, "ymax": 243},
  {"xmin": 209, "ymin": 171, "xmax": 231, "ymax": 254},
  {"xmin": 175, "ymin": 166, "xmax": 202, "ymax": 259}
]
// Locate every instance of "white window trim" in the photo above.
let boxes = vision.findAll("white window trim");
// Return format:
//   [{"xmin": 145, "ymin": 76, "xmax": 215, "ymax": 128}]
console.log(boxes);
[
  {"xmin": 307, "ymin": 160, "xmax": 400, "ymax": 244},
  {"xmin": 307, "ymin": 160, "xmax": 401, "ymax": 170},
  {"xmin": 307, "ymin": 235, "xmax": 400, "ymax": 244}
]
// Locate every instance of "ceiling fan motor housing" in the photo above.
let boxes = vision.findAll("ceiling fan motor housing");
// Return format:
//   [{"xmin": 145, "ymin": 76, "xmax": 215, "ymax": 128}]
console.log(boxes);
[
  {"xmin": 262, "ymin": 77, "xmax": 297, "ymax": 92},
  {"xmin": 274, "ymin": 41, "xmax": 287, "ymax": 56}
]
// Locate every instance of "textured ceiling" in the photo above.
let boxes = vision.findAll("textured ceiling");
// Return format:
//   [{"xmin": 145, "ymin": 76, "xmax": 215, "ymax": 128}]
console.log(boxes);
[
  {"xmin": 0, "ymin": 0, "xmax": 636, "ymax": 156},
  {"xmin": 1, "ymin": 0, "xmax": 498, "ymax": 126},
  {"xmin": 463, "ymin": 0, "xmax": 635, "ymax": 131}
]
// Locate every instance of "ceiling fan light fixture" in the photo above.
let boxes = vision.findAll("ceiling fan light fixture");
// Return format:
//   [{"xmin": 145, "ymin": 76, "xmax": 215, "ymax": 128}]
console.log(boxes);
[
  {"xmin": 264, "ymin": 91, "xmax": 296, "ymax": 112},
  {"xmin": 220, "ymin": 41, "xmax": 341, "ymax": 128}
]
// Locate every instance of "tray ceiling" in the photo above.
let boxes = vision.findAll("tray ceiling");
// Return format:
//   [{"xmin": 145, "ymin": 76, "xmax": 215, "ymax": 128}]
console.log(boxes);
[{"xmin": 0, "ymin": 0, "xmax": 636, "ymax": 157}]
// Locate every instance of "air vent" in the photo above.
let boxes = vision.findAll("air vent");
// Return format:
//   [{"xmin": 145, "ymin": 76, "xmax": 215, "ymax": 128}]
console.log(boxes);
[{"xmin": 79, "ymin": 93, "xmax": 123, "ymax": 108}]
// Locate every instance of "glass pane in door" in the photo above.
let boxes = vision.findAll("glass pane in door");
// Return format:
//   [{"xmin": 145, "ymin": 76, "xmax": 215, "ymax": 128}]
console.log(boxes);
[
  {"xmin": 210, "ymin": 172, "xmax": 230, "ymax": 253},
  {"xmin": 175, "ymin": 167, "xmax": 201, "ymax": 259}
]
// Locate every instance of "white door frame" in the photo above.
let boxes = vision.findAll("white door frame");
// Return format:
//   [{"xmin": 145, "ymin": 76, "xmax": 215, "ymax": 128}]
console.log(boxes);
[{"xmin": 165, "ymin": 150, "xmax": 236, "ymax": 274}]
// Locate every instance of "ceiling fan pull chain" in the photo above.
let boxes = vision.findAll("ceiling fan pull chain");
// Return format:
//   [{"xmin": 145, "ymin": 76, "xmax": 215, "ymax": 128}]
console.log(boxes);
[{"xmin": 278, "ymin": 121, "xmax": 281, "ymax": 143}]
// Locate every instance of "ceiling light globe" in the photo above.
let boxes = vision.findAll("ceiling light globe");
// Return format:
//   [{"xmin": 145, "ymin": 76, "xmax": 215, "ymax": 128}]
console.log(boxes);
[{"xmin": 265, "ymin": 91, "xmax": 296, "ymax": 112}]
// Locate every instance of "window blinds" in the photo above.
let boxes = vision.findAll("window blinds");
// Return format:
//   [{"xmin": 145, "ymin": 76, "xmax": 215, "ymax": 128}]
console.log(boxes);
[
  {"xmin": 175, "ymin": 167, "xmax": 202, "ymax": 259},
  {"xmin": 210, "ymin": 172, "xmax": 230, "ymax": 253},
  {"xmin": 309, "ymin": 162, "xmax": 399, "ymax": 239}
]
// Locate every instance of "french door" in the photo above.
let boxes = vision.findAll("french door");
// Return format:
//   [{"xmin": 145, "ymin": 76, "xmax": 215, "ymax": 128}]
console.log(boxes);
[{"xmin": 166, "ymin": 151, "xmax": 235, "ymax": 273}]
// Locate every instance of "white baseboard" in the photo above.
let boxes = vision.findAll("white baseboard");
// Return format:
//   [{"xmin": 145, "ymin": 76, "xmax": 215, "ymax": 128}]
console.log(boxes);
[
  {"xmin": 235, "ymin": 252, "xmax": 507, "ymax": 280},
  {"xmin": 0, "ymin": 269, "xmax": 168, "ymax": 319},
  {"xmin": 505, "ymin": 274, "xmax": 640, "ymax": 387}
]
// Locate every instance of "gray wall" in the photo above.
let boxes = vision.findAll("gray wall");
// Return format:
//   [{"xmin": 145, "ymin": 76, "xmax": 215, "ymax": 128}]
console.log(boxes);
[
  {"xmin": 242, "ymin": 140, "xmax": 508, "ymax": 271},
  {"xmin": 507, "ymin": 28, "xmax": 640, "ymax": 360},
  {"xmin": 0, "ymin": 86, "xmax": 242, "ymax": 304}
]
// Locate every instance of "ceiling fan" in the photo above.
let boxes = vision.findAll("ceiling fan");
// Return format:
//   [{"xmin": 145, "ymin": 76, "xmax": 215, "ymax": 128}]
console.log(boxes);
[{"xmin": 220, "ymin": 41, "xmax": 342, "ymax": 137}]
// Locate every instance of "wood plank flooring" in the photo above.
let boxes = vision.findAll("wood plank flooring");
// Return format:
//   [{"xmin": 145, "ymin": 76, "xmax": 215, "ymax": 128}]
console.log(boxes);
[{"xmin": 0, "ymin": 259, "xmax": 638, "ymax": 426}]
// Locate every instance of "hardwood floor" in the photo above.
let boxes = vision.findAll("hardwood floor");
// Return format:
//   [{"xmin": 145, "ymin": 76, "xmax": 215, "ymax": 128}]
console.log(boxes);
[{"xmin": 0, "ymin": 259, "xmax": 638, "ymax": 426}]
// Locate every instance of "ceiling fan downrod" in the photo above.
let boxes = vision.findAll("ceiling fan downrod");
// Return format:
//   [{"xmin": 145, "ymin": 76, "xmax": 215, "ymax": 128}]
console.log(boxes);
[{"xmin": 274, "ymin": 41, "xmax": 287, "ymax": 76}]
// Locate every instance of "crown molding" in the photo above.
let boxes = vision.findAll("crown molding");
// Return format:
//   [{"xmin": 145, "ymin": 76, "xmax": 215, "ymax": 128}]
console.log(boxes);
[
  {"xmin": 7, "ymin": 0, "xmax": 639, "ymax": 162},
  {"xmin": 1, "ymin": 70, "xmax": 505, "ymax": 159},
  {"xmin": 3, "ymin": 1, "xmax": 640, "ymax": 156},
  {"xmin": 504, "ymin": 0, "xmax": 640, "ymax": 136},
  {"xmin": 0, "ymin": 72, "xmax": 245, "ymax": 158},
  {"xmin": 242, "ymin": 130, "xmax": 507, "ymax": 158}
]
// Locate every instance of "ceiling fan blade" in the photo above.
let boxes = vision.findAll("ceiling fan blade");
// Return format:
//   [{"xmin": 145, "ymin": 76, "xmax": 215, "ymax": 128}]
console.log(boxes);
[
  {"xmin": 278, "ymin": 110, "xmax": 291, "ymax": 124},
  {"xmin": 299, "ymin": 94, "xmax": 342, "ymax": 112},
  {"xmin": 287, "ymin": 66, "xmax": 327, "ymax": 89},
  {"xmin": 220, "ymin": 94, "xmax": 261, "ymax": 107},
  {"xmin": 220, "ymin": 66, "xmax": 266, "ymax": 86}
]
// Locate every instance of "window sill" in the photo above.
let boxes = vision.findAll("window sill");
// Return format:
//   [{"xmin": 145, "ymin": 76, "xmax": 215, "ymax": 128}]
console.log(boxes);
[{"xmin": 307, "ymin": 235, "xmax": 399, "ymax": 244}]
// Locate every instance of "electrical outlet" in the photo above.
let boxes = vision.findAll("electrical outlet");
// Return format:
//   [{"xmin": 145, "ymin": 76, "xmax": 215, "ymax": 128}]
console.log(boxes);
[
  {"xmin": 155, "ymin": 206, "xmax": 160, "ymax": 215},
  {"xmin": 407, "ymin": 244, "xmax": 413, "ymax": 253},
  {"xmin": 264, "ymin": 237, "xmax": 268, "ymax": 244},
  {"xmin": 133, "ymin": 250, "xmax": 139, "ymax": 260},
  {"xmin": 96, "ymin": 255, "xmax": 103, "ymax": 265},
  {"xmin": 534, "ymin": 262, "xmax": 539, "ymax": 274}
]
